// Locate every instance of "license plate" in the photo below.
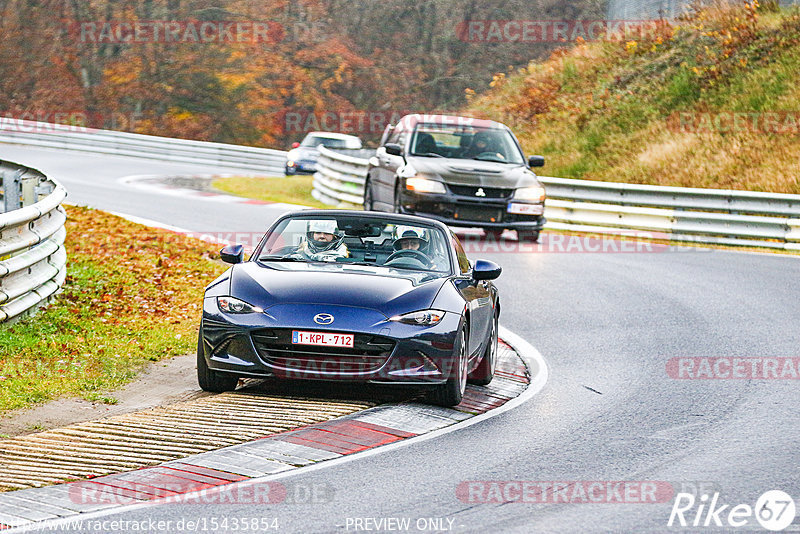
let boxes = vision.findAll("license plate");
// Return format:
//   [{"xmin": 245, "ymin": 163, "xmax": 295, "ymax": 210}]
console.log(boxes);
[
  {"xmin": 454, "ymin": 207, "xmax": 502, "ymax": 223},
  {"xmin": 507, "ymin": 203, "xmax": 543, "ymax": 215},
  {"xmin": 292, "ymin": 331, "xmax": 354, "ymax": 348}
]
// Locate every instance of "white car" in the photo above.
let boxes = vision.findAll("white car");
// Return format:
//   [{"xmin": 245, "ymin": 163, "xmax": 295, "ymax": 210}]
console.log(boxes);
[{"xmin": 285, "ymin": 132, "xmax": 362, "ymax": 175}]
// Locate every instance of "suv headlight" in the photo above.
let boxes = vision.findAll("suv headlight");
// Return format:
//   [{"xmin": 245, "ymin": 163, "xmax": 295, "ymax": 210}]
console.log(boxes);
[
  {"xmin": 389, "ymin": 309, "xmax": 445, "ymax": 326},
  {"xmin": 217, "ymin": 296, "xmax": 263, "ymax": 314},
  {"xmin": 405, "ymin": 177, "xmax": 446, "ymax": 194},
  {"xmin": 513, "ymin": 186, "xmax": 546, "ymax": 202}
]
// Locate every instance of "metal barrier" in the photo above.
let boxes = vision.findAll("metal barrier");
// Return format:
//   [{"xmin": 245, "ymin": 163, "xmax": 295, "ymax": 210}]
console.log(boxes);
[
  {"xmin": 312, "ymin": 146, "xmax": 370, "ymax": 207},
  {"xmin": 0, "ymin": 119, "xmax": 286, "ymax": 175},
  {"xmin": 312, "ymin": 147, "xmax": 800, "ymax": 250},
  {"xmin": 0, "ymin": 161, "xmax": 67, "ymax": 323}
]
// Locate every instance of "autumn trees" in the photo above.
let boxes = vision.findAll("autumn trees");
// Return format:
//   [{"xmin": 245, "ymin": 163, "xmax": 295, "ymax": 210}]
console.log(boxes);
[{"xmin": 0, "ymin": 0, "xmax": 600, "ymax": 147}]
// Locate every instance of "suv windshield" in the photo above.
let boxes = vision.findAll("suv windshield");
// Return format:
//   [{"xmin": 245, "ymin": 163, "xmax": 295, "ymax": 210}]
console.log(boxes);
[
  {"xmin": 409, "ymin": 123, "xmax": 524, "ymax": 164},
  {"xmin": 257, "ymin": 215, "xmax": 452, "ymax": 274}
]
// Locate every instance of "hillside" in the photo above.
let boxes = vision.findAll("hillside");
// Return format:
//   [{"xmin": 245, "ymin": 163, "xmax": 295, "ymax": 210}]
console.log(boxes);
[{"xmin": 465, "ymin": 1, "xmax": 800, "ymax": 193}]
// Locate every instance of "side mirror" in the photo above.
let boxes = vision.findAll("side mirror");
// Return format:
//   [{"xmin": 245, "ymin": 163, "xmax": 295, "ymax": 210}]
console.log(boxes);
[
  {"xmin": 472, "ymin": 259, "xmax": 502, "ymax": 281},
  {"xmin": 384, "ymin": 143, "xmax": 403, "ymax": 157},
  {"xmin": 291, "ymin": 142, "xmax": 300, "ymax": 149},
  {"xmin": 528, "ymin": 155, "xmax": 545, "ymax": 168},
  {"xmin": 220, "ymin": 244, "xmax": 244, "ymax": 264}
]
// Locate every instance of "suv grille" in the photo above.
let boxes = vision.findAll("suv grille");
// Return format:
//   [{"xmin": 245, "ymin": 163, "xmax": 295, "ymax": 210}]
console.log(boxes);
[
  {"xmin": 448, "ymin": 185, "xmax": 513, "ymax": 199},
  {"xmin": 251, "ymin": 329, "xmax": 395, "ymax": 374}
]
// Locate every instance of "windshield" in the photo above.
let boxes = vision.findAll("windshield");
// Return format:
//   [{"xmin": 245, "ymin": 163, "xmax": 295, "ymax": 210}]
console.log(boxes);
[
  {"xmin": 300, "ymin": 135, "xmax": 349, "ymax": 149},
  {"xmin": 256, "ymin": 215, "xmax": 452, "ymax": 274},
  {"xmin": 409, "ymin": 124, "xmax": 525, "ymax": 164}
]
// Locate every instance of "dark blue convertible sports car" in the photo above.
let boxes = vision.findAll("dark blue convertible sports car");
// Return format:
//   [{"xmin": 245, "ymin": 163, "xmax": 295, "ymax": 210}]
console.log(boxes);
[{"xmin": 198, "ymin": 210, "xmax": 501, "ymax": 406}]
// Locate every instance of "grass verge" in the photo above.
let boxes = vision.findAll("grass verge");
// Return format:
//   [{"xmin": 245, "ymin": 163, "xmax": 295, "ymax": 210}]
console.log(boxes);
[
  {"xmin": 465, "ymin": 2, "xmax": 800, "ymax": 193},
  {"xmin": 0, "ymin": 206, "xmax": 225, "ymax": 413},
  {"xmin": 212, "ymin": 175, "xmax": 329, "ymax": 208}
]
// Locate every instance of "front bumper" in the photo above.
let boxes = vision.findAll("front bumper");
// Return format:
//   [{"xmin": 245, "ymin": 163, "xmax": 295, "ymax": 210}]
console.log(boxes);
[
  {"xmin": 285, "ymin": 159, "xmax": 317, "ymax": 173},
  {"xmin": 200, "ymin": 300, "xmax": 462, "ymax": 385},
  {"xmin": 398, "ymin": 188, "xmax": 546, "ymax": 230}
]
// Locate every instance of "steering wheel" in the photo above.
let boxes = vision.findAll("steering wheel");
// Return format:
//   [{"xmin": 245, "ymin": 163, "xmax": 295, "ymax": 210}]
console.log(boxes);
[{"xmin": 385, "ymin": 248, "xmax": 431, "ymax": 266}]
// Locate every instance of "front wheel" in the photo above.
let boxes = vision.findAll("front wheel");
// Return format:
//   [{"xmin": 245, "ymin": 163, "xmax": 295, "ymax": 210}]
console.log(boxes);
[
  {"xmin": 484, "ymin": 228, "xmax": 505, "ymax": 241},
  {"xmin": 430, "ymin": 327, "xmax": 468, "ymax": 406},
  {"xmin": 469, "ymin": 313, "xmax": 498, "ymax": 386},
  {"xmin": 197, "ymin": 334, "xmax": 239, "ymax": 393}
]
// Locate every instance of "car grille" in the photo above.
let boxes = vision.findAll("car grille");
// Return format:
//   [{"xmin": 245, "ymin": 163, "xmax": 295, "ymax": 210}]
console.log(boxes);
[
  {"xmin": 448, "ymin": 185, "xmax": 513, "ymax": 199},
  {"xmin": 452, "ymin": 205, "xmax": 504, "ymax": 223},
  {"xmin": 251, "ymin": 329, "xmax": 395, "ymax": 374}
]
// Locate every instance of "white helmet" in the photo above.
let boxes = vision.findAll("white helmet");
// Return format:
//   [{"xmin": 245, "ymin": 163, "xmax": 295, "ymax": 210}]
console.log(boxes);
[{"xmin": 306, "ymin": 219, "xmax": 343, "ymax": 253}]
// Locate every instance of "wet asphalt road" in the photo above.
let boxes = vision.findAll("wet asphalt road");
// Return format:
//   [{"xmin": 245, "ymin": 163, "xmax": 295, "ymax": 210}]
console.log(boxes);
[{"xmin": 3, "ymin": 144, "xmax": 799, "ymax": 533}]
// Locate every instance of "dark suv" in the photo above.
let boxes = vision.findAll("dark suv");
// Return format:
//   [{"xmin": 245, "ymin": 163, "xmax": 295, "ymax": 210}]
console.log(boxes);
[{"xmin": 364, "ymin": 114, "xmax": 546, "ymax": 241}]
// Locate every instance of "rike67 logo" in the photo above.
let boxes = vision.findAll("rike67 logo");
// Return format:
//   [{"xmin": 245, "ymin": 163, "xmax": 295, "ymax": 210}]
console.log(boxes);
[{"xmin": 669, "ymin": 490, "xmax": 796, "ymax": 531}]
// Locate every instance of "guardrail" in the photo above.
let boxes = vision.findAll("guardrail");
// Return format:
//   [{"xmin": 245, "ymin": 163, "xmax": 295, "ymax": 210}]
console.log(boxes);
[
  {"xmin": 0, "ymin": 119, "xmax": 286, "ymax": 175},
  {"xmin": 312, "ymin": 147, "xmax": 800, "ymax": 250},
  {"xmin": 0, "ymin": 161, "xmax": 67, "ymax": 323},
  {"xmin": 312, "ymin": 146, "xmax": 370, "ymax": 207}
]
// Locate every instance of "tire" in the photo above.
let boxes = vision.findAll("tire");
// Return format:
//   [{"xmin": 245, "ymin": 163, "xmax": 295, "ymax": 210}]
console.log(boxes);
[
  {"xmin": 197, "ymin": 333, "xmax": 239, "ymax": 393},
  {"xmin": 484, "ymin": 228, "xmax": 504, "ymax": 240},
  {"xmin": 430, "ymin": 327, "xmax": 468, "ymax": 407},
  {"xmin": 284, "ymin": 166, "xmax": 295, "ymax": 176},
  {"xmin": 469, "ymin": 313, "xmax": 498, "ymax": 386},
  {"xmin": 363, "ymin": 179, "xmax": 374, "ymax": 211},
  {"xmin": 518, "ymin": 230, "xmax": 540, "ymax": 243}
]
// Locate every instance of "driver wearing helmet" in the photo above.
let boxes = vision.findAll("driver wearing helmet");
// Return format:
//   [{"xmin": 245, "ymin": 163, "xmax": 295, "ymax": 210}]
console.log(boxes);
[
  {"xmin": 390, "ymin": 226, "xmax": 434, "ymax": 268},
  {"xmin": 294, "ymin": 219, "xmax": 349, "ymax": 262}
]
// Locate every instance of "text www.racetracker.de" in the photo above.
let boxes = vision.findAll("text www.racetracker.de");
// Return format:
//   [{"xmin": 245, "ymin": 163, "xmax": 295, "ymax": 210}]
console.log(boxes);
[{"xmin": 22, "ymin": 517, "xmax": 280, "ymax": 532}]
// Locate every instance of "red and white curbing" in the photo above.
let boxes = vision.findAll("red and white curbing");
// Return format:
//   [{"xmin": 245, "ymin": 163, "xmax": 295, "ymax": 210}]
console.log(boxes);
[{"xmin": 0, "ymin": 332, "xmax": 547, "ymax": 531}]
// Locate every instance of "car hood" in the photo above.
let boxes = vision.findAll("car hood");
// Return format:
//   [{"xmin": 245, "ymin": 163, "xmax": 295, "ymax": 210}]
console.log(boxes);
[
  {"xmin": 230, "ymin": 262, "xmax": 447, "ymax": 318},
  {"xmin": 407, "ymin": 156, "xmax": 541, "ymax": 188}
]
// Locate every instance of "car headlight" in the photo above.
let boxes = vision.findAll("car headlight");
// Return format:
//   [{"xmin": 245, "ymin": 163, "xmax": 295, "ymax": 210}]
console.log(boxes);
[
  {"xmin": 405, "ymin": 177, "xmax": 446, "ymax": 194},
  {"xmin": 217, "ymin": 296, "xmax": 263, "ymax": 314},
  {"xmin": 513, "ymin": 186, "xmax": 546, "ymax": 202},
  {"xmin": 389, "ymin": 309, "xmax": 445, "ymax": 326}
]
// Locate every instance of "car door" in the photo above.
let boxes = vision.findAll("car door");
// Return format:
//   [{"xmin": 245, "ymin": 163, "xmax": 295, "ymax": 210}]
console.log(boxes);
[
  {"xmin": 374, "ymin": 128, "xmax": 407, "ymax": 208},
  {"xmin": 451, "ymin": 234, "xmax": 493, "ymax": 359}
]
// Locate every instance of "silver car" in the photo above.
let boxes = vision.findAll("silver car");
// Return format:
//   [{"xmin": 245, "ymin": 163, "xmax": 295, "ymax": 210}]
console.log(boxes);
[
  {"xmin": 364, "ymin": 114, "xmax": 546, "ymax": 241},
  {"xmin": 285, "ymin": 132, "xmax": 362, "ymax": 175}
]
